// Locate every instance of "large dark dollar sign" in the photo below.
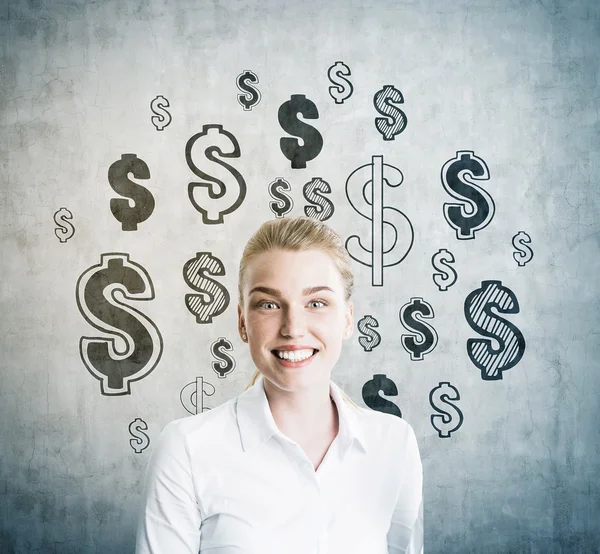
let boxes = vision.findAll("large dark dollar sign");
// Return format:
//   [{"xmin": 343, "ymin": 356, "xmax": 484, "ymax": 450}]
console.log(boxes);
[
  {"xmin": 76, "ymin": 253, "xmax": 163, "ymax": 395},
  {"xmin": 268, "ymin": 178, "xmax": 293, "ymax": 218},
  {"xmin": 345, "ymin": 155, "xmax": 414, "ymax": 286},
  {"xmin": 429, "ymin": 382, "xmax": 464, "ymax": 438},
  {"xmin": 357, "ymin": 315, "xmax": 381, "ymax": 352},
  {"xmin": 211, "ymin": 337, "xmax": 236, "ymax": 378},
  {"xmin": 399, "ymin": 297, "xmax": 438, "ymax": 361},
  {"xmin": 186, "ymin": 125, "xmax": 246, "ymax": 224},
  {"xmin": 362, "ymin": 374, "xmax": 402, "ymax": 418},
  {"xmin": 442, "ymin": 151, "xmax": 494, "ymax": 239},
  {"xmin": 303, "ymin": 177, "xmax": 334, "ymax": 221},
  {"xmin": 278, "ymin": 94, "xmax": 323, "ymax": 169},
  {"xmin": 183, "ymin": 252, "xmax": 230, "ymax": 323},
  {"xmin": 236, "ymin": 70, "xmax": 261, "ymax": 111},
  {"xmin": 327, "ymin": 61, "xmax": 353, "ymax": 104},
  {"xmin": 373, "ymin": 85, "xmax": 407, "ymax": 140},
  {"xmin": 108, "ymin": 154, "xmax": 155, "ymax": 231},
  {"xmin": 464, "ymin": 280, "xmax": 526, "ymax": 380}
]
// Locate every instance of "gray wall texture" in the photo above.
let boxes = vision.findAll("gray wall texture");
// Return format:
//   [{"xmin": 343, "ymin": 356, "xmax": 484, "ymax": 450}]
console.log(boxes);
[{"xmin": 1, "ymin": 0, "xmax": 599, "ymax": 552}]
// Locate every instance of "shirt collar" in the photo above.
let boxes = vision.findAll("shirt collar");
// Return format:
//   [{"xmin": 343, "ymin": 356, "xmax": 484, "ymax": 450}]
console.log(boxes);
[{"xmin": 237, "ymin": 373, "xmax": 368, "ymax": 455}]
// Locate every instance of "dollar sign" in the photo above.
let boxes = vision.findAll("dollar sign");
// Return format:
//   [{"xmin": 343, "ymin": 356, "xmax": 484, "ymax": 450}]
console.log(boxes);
[
  {"xmin": 429, "ymin": 382, "xmax": 464, "ymax": 438},
  {"xmin": 362, "ymin": 374, "xmax": 402, "ymax": 418},
  {"xmin": 373, "ymin": 85, "xmax": 407, "ymax": 141},
  {"xmin": 76, "ymin": 253, "xmax": 163, "ymax": 395},
  {"xmin": 357, "ymin": 315, "xmax": 381, "ymax": 352},
  {"xmin": 512, "ymin": 231, "xmax": 533, "ymax": 266},
  {"xmin": 211, "ymin": 337, "xmax": 236, "ymax": 378},
  {"xmin": 186, "ymin": 124, "xmax": 246, "ymax": 224},
  {"xmin": 345, "ymin": 155, "xmax": 414, "ymax": 286},
  {"xmin": 399, "ymin": 297, "xmax": 438, "ymax": 361},
  {"xmin": 442, "ymin": 151, "xmax": 495, "ymax": 240},
  {"xmin": 180, "ymin": 377, "xmax": 216, "ymax": 415},
  {"xmin": 129, "ymin": 418, "xmax": 150, "ymax": 453},
  {"xmin": 183, "ymin": 252, "xmax": 230, "ymax": 324},
  {"xmin": 150, "ymin": 95, "xmax": 172, "ymax": 131},
  {"xmin": 108, "ymin": 154, "xmax": 155, "ymax": 231},
  {"xmin": 54, "ymin": 207, "xmax": 75, "ymax": 243},
  {"xmin": 236, "ymin": 70, "xmax": 261, "ymax": 111},
  {"xmin": 278, "ymin": 94, "xmax": 323, "ymax": 169},
  {"xmin": 327, "ymin": 61, "xmax": 354, "ymax": 104},
  {"xmin": 464, "ymin": 280, "xmax": 526, "ymax": 380},
  {"xmin": 303, "ymin": 177, "xmax": 334, "ymax": 221},
  {"xmin": 268, "ymin": 178, "xmax": 293, "ymax": 218},
  {"xmin": 431, "ymin": 248, "xmax": 458, "ymax": 291}
]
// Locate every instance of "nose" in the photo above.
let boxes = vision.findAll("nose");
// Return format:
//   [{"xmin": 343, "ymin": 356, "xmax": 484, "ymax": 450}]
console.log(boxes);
[{"xmin": 280, "ymin": 303, "xmax": 307, "ymax": 338}]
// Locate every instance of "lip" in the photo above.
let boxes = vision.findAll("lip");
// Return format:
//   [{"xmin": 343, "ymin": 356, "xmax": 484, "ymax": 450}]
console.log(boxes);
[
  {"xmin": 271, "ymin": 349, "xmax": 318, "ymax": 368},
  {"xmin": 271, "ymin": 345, "xmax": 319, "ymax": 351}
]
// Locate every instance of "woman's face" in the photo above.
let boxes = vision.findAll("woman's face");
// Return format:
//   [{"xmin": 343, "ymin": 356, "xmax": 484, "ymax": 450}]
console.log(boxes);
[{"xmin": 238, "ymin": 248, "xmax": 353, "ymax": 389}]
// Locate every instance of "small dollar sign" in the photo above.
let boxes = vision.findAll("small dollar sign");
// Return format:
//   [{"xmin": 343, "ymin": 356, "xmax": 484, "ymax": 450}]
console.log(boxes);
[
  {"xmin": 54, "ymin": 207, "xmax": 75, "ymax": 243},
  {"xmin": 362, "ymin": 374, "xmax": 402, "ymax": 418},
  {"xmin": 442, "ymin": 151, "xmax": 495, "ymax": 240},
  {"xmin": 357, "ymin": 315, "xmax": 381, "ymax": 352},
  {"xmin": 183, "ymin": 252, "xmax": 230, "ymax": 324},
  {"xmin": 236, "ymin": 70, "xmax": 261, "ymax": 111},
  {"xmin": 464, "ymin": 280, "xmax": 526, "ymax": 380},
  {"xmin": 268, "ymin": 178, "xmax": 293, "ymax": 218},
  {"xmin": 373, "ymin": 85, "xmax": 407, "ymax": 141},
  {"xmin": 129, "ymin": 418, "xmax": 150, "ymax": 453},
  {"xmin": 327, "ymin": 61, "xmax": 354, "ymax": 104},
  {"xmin": 108, "ymin": 154, "xmax": 155, "ymax": 231},
  {"xmin": 303, "ymin": 177, "xmax": 334, "ymax": 221},
  {"xmin": 512, "ymin": 231, "xmax": 533, "ymax": 266},
  {"xmin": 431, "ymin": 248, "xmax": 458, "ymax": 291},
  {"xmin": 186, "ymin": 124, "xmax": 247, "ymax": 224},
  {"xmin": 150, "ymin": 95, "xmax": 172, "ymax": 131},
  {"xmin": 429, "ymin": 382, "xmax": 464, "ymax": 438},
  {"xmin": 345, "ymin": 155, "xmax": 414, "ymax": 286},
  {"xmin": 211, "ymin": 337, "xmax": 236, "ymax": 378},
  {"xmin": 399, "ymin": 297, "xmax": 438, "ymax": 361},
  {"xmin": 180, "ymin": 377, "xmax": 216, "ymax": 415},
  {"xmin": 278, "ymin": 94, "xmax": 323, "ymax": 169}
]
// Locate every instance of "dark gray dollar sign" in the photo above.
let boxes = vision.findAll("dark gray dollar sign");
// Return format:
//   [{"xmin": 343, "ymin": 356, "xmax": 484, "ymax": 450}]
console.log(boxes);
[
  {"xmin": 303, "ymin": 177, "xmax": 334, "ymax": 221},
  {"xmin": 278, "ymin": 94, "xmax": 323, "ymax": 169},
  {"xmin": 373, "ymin": 85, "xmax": 407, "ymax": 140},
  {"xmin": 431, "ymin": 248, "xmax": 457, "ymax": 291},
  {"xmin": 211, "ymin": 337, "xmax": 236, "ymax": 378},
  {"xmin": 512, "ymin": 231, "xmax": 533, "ymax": 266},
  {"xmin": 108, "ymin": 154, "xmax": 155, "ymax": 231},
  {"xmin": 129, "ymin": 418, "xmax": 150, "ymax": 453},
  {"xmin": 236, "ymin": 70, "xmax": 261, "ymax": 111},
  {"xmin": 327, "ymin": 61, "xmax": 354, "ymax": 104},
  {"xmin": 362, "ymin": 374, "xmax": 402, "ymax": 418},
  {"xmin": 268, "ymin": 178, "xmax": 293, "ymax": 218},
  {"xmin": 429, "ymin": 382, "xmax": 464, "ymax": 438},
  {"xmin": 357, "ymin": 315, "xmax": 381, "ymax": 352},
  {"xmin": 399, "ymin": 297, "xmax": 438, "ymax": 361}
]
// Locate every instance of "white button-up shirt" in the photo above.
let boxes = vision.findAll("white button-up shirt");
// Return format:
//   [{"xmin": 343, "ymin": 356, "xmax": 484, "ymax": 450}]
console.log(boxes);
[{"xmin": 135, "ymin": 374, "xmax": 423, "ymax": 554}]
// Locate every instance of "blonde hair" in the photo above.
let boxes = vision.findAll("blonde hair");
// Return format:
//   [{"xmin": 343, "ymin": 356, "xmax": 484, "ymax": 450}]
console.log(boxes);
[{"xmin": 239, "ymin": 216, "xmax": 360, "ymax": 409}]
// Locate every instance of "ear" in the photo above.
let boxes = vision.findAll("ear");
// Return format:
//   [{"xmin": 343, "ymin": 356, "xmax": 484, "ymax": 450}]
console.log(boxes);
[
  {"xmin": 237, "ymin": 304, "xmax": 247, "ymax": 342},
  {"xmin": 344, "ymin": 301, "xmax": 354, "ymax": 339}
]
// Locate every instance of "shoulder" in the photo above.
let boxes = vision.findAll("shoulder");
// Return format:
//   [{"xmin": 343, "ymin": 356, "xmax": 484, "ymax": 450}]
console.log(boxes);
[{"xmin": 353, "ymin": 405, "xmax": 420, "ymax": 454}]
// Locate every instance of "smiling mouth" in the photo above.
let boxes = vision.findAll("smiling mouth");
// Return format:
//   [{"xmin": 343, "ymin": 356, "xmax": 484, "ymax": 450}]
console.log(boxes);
[{"xmin": 271, "ymin": 349, "xmax": 319, "ymax": 361}]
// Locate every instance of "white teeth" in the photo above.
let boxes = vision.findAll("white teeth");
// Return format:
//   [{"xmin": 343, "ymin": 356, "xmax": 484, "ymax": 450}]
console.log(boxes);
[{"xmin": 275, "ymin": 349, "xmax": 315, "ymax": 361}]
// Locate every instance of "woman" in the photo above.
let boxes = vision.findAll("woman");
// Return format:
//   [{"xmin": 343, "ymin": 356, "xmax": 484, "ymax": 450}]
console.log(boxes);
[{"xmin": 135, "ymin": 216, "xmax": 423, "ymax": 554}]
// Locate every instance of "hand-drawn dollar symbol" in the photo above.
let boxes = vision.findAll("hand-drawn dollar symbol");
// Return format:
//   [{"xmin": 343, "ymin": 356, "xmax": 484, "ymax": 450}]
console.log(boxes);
[
  {"xmin": 183, "ymin": 252, "xmax": 230, "ymax": 324},
  {"xmin": 464, "ymin": 280, "xmax": 526, "ymax": 380},
  {"xmin": 303, "ymin": 177, "xmax": 334, "ymax": 221},
  {"xmin": 180, "ymin": 376, "xmax": 216, "ymax": 415},
  {"xmin": 362, "ymin": 374, "xmax": 402, "ymax": 418},
  {"xmin": 186, "ymin": 124, "xmax": 246, "ymax": 224},
  {"xmin": 431, "ymin": 248, "xmax": 458, "ymax": 291},
  {"xmin": 442, "ymin": 151, "xmax": 494, "ymax": 240},
  {"xmin": 345, "ymin": 155, "xmax": 414, "ymax": 286},
  {"xmin": 278, "ymin": 94, "xmax": 323, "ymax": 169},
  {"xmin": 54, "ymin": 207, "xmax": 75, "ymax": 243},
  {"xmin": 129, "ymin": 418, "xmax": 150, "ymax": 453},
  {"xmin": 373, "ymin": 85, "xmax": 407, "ymax": 140},
  {"xmin": 512, "ymin": 231, "xmax": 533, "ymax": 266},
  {"xmin": 400, "ymin": 297, "xmax": 438, "ymax": 361},
  {"xmin": 269, "ymin": 178, "xmax": 293, "ymax": 218},
  {"xmin": 150, "ymin": 95, "xmax": 172, "ymax": 131},
  {"xmin": 327, "ymin": 61, "xmax": 353, "ymax": 104},
  {"xmin": 108, "ymin": 154, "xmax": 155, "ymax": 231},
  {"xmin": 236, "ymin": 70, "xmax": 261, "ymax": 111},
  {"xmin": 76, "ymin": 253, "xmax": 163, "ymax": 395},
  {"xmin": 429, "ymin": 382, "xmax": 464, "ymax": 438},
  {"xmin": 357, "ymin": 315, "xmax": 381, "ymax": 352},
  {"xmin": 212, "ymin": 337, "xmax": 235, "ymax": 378}
]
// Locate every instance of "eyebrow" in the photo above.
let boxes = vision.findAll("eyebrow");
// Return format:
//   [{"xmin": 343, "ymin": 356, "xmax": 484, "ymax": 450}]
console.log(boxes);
[{"xmin": 248, "ymin": 285, "xmax": 335, "ymax": 298}]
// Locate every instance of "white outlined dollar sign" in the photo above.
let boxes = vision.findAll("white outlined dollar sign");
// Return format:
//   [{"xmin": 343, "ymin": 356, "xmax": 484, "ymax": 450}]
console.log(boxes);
[{"xmin": 345, "ymin": 155, "xmax": 414, "ymax": 286}]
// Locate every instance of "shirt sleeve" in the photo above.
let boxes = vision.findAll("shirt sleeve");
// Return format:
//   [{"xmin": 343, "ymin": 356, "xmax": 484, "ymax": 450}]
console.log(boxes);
[
  {"xmin": 386, "ymin": 422, "xmax": 424, "ymax": 554},
  {"xmin": 135, "ymin": 420, "xmax": 203, "ymax": 554}
]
